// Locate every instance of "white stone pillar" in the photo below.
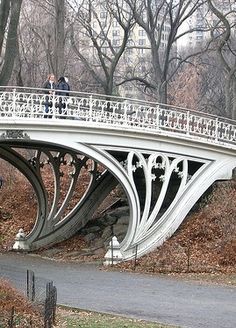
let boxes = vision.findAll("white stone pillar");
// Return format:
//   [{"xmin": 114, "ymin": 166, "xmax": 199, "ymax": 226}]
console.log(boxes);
[
  {"xmin": 104, "ymin": 236, "xmax": 123, "ymax": 265},
  {"xmin": 13, "ymin": 229, "xmax": 29, "ymax": 251}
]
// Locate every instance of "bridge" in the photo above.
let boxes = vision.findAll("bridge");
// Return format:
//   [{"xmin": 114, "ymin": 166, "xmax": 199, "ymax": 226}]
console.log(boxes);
[{"xmin": 1, "ymin": 86, "xmax": 236, "ymax": 261}]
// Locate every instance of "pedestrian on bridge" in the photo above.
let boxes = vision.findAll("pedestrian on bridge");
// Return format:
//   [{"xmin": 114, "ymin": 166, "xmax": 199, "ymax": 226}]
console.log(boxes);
[
  {"xmin": 64, "ymin": 77, "xmax": 70, "ymax": 92},
  {"xmin": 56, "ymin": 76, "xmax": 70, "ymax": 117},
  {"xmin": 43, "ymin": 73, "xmax": 56, "ymax": 118}
]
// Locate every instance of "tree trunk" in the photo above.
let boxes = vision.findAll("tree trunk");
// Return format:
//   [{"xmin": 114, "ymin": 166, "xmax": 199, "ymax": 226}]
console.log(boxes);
[
  {"xmin": 232, "ymin": 79, "xmax": 236, "ymax": 120},
  {"xmin": 225, "ymin": 75, "xmax": 232, "ymax": 118},
  {"xmin": 159, "ymin": 82, "xmax": 167, "ymax": 104},
  {"xmin": 0, "ymin": 0, "xmax": 22, "ymax": 85},
  {"xmin": 54, "ymin": 0, "xmax": 65, "ymax": 79},
  {"xmin": 0, "ymin": 0, "xmax": 10, "ymax": 52}
]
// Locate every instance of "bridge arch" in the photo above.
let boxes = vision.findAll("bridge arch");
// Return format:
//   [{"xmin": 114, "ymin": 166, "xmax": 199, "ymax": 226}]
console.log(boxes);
[{"xmin": 1, "ymin": 87, "xmax": 236, "ymax": 259}]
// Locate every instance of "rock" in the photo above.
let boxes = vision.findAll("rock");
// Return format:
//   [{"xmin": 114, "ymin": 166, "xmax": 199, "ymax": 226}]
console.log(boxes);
[
  {"xmin": 110, "ymin": 206, "xmax": 129, "ymax": 218},
  {"xmin": 91, "ymin": 238, "xmax": 104, "ymax": 249},
  {"xmin": 113, "ymin": 224, "xmax": 127, "ymax": 240},
  {"xmin": 83, "ymin": 226, "xmax": 101, "ymax": 234},
  {"xmin": 97, "ymin": 214, "xmax": 117, "ymax": 226},
  {"xmin": 116, "ymin": 215, "xmax": 129, "ymax": 225},
  {"xmin": 94, "ymin": 248, "xmax": 105, "ymax": 256},
  {"xmin": 101, "ymin": 226, "xmax": 112, "ymax": 241},
  {"xmin": 84, "ymin": 233, "xmax": 96, "ymax": 243}
]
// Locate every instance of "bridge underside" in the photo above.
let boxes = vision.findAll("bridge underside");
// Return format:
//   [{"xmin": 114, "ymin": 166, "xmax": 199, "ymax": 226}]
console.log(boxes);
[{"xmin": 0, "ymin": 134, "xmax": 235, "ymax": 260}]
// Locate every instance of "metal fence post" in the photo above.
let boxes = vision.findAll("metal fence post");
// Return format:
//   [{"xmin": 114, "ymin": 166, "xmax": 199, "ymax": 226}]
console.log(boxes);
[
  {"xmin": 26, "ymin": 270, "xmax": 35, "ymax": 302},
  {"xmin": 44, "ymin": 281, "xmax": 57, "ymax": 328},
  {"xmin": 133, "ymin": 244, "xmax": 138, "ymax": 271},
  {"xmin": 111, "ymin": 225, "xmax": 114, "ymax": 266}
]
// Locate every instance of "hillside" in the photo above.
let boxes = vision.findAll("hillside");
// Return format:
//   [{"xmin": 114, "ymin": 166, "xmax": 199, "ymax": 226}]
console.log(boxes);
[
  {"xmin": 120, "ymin": 180, "xmax": 236, "ymax": 275},
  {"xmin": 0, "ymin": 279, "xmax": 43, "ymax": 327},
  {"xmin": 0, "ymin": 159, "xmax": 235, "ymax": 275}
]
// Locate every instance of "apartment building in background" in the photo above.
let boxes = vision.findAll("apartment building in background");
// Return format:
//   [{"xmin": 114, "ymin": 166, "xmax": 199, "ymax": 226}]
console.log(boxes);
[{"xmin": 180, "ymin": 0, "xmax": 236, "ymax": 49}]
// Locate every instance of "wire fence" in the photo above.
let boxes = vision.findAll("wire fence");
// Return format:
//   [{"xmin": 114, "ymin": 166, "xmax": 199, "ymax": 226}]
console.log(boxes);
[{"xmin": 0, "ymin": 269, "xmax": 57, "ymax": 328}]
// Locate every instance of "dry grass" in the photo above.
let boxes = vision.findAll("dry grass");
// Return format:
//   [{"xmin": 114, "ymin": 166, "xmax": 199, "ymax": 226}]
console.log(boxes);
[{"xmin": 54, "ymin": 307, "xmax": 178, "ymax": 328}]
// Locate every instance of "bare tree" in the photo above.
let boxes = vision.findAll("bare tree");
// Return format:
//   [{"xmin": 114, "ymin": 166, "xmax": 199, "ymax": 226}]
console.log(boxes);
[
  {"xmin": 207, "ymin": 0, "xmax": 236, "ymax": 119},
  {"xmin": 169, "ymin": 52, "xmax": 227, "ymax": 116},
  {"xmin": 0, "ymin": 0, "xmax": 23, "ymax": 85},
  {"xmin": 69, "ymin": 0, "xmax": 135, "ymax": 95},
  {"xmin": 168, "ymin": 60, "xmax": 202, "ymax": 109},
  {"xmin": 118, "ymin": 0, "xmax": 208, "ymax": 103},
  {"xmin": 54, "ymin": 0, "xmax": 65, "ymax": 78},
  {"xmin": 16, "ymin": 0, "xmax": 66, "ymax": 86}
]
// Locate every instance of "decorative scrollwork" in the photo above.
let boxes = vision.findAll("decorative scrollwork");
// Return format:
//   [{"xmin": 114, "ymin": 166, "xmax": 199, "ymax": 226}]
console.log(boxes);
[
  {"xmin": 0, "ymin": 130, "xmax": 30, "ymax": 140},
  {"xmin": 1, "ymin": 87, "xmax": 236, "ymax": 146}
]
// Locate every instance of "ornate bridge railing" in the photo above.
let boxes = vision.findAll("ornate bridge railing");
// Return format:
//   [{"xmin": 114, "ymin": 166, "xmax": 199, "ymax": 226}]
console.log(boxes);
[{"xmin": 1, "ymin": 86, "xmax": 236, "ymax": 146}]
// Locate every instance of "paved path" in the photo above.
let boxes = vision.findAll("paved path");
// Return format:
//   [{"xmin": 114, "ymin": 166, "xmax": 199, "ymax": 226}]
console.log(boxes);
[{"xmin": 0, "ymin": 252, "xmax": 235, "ymax": 328}]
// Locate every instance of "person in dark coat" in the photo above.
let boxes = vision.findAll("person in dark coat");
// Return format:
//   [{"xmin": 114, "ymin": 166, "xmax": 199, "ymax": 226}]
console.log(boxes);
[
  {"xmin": 56, "ymin": 76, "xmax": 70, "ymax": 115},
  {"xmin": 43, "ymin": 73, "xmax": 56, "ymax": 118}
]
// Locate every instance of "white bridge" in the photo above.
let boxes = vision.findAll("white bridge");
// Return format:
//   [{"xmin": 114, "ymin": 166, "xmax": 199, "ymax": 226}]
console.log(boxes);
[{"xmin": 1, "ymin": 86, "xmax": 236, "ymax": 260}]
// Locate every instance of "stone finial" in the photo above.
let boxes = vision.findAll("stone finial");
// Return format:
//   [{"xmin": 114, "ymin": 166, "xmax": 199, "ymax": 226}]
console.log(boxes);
[
  {"xmin": 104, "ymin": 236, "xmax": 123, "ymax": 266},
  {"xmin": 13, "ymin": 228, "xmax": 29, "ymax": 251}
]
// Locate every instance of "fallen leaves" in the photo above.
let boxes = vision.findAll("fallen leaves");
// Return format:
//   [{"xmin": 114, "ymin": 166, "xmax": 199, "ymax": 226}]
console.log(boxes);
[{"xmin": 0, "ymin": 279, "xmax": 44, "ymax": 327}]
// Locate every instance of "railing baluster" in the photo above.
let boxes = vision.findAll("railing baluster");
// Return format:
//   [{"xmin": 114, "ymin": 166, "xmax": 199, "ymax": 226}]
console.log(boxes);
[
  {"xmin": 12, "ymin": 88, "xmax": 16, "ymax": 118},
  {"xmin": 215, "ymin": 118, "xmax": 218, "ymax": 142},
  {"xmin": 89, "ymin": 95, "xmax": 93, "ymax": 120},
  {"xmin": 52, "ymin": 92, "xmax": 56, "ymax": 119},
  {"xmin": 186, "ymin": 110, "xmax": 190, "ymax": 135},
  {"xmin": 156, "ymin": 105, "xmax": 160, "ymax": 130}
]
